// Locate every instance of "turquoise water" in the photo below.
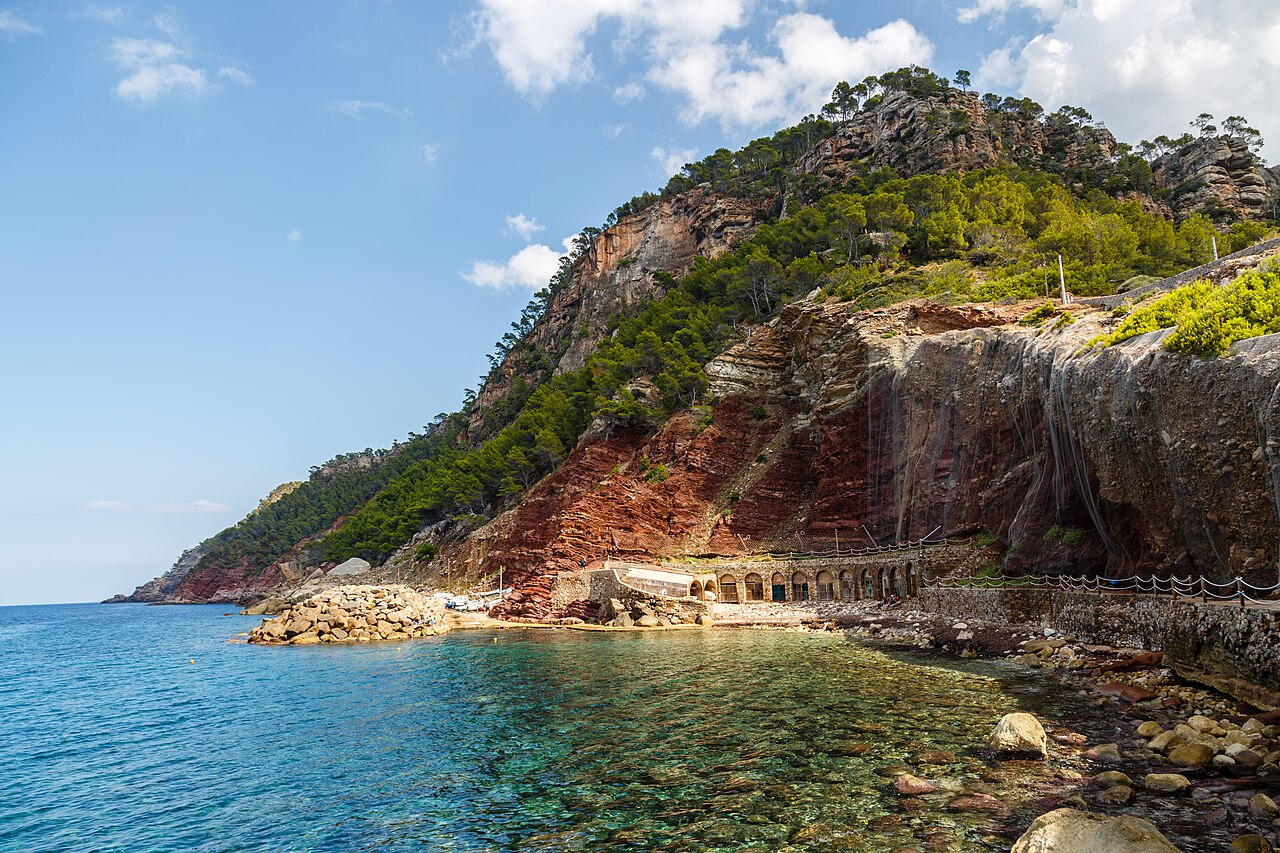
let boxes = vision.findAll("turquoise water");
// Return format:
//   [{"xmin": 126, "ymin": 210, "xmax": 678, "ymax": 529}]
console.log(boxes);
[{"xmin": 0, "ymin": 604, "xmax": 1093, "ymax": 852}]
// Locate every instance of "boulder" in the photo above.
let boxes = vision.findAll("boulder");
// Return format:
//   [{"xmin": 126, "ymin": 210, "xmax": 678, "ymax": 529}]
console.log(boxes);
[
  {"xmin": 1135, "ymin": 721, "xmax": 1163, "ymax": 738},
  {"xmin": 1142, "ymin": 773, "xmax": 1190, "ymax": 794},
  {"xmin": 1094, "ymin": 771, "xmax": 1132, "ymax": 789},
  {"xmin": 1231, "ymin": 835, "xmax": 1274, "ymax": 853},
  {"xmin": 1083, "ymin": 743, "xmax": 1123, "ymax": 764},
  {"xmin": 1096, "ymin": 785, "xmax": 1135, "ymax": 805},
  {"xmin": 1248, "ymin": 793, "xmax": 1279, "ymax": 820},
  {"xmin": 635, "ymin": 615, "xmax": 660, "ymax": 628},
  {"xmin": 1010, "ymin": 808, "xmax": 1182, "ymax": 852},
  {"xmin": 1167, "ymin": 743, "xmax": 1215, "ymax": 767},
  {"xmin": 989, "ymin": 712, "xmax": 1048, "ymax": 758}
]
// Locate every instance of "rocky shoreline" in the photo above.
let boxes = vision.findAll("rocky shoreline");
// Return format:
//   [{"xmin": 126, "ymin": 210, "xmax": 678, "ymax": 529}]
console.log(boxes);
[
  {"xmin": 239, "ymin": 589, "xmax": 1279, "ymax": 848},
  {"xmin": 717, "ymin": 599, "xmax": 1280, "ymax": 852}
]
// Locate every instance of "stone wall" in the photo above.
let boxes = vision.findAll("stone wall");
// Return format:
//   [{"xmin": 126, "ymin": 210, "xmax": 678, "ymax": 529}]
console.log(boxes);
[{"xmin": 919, "ymin": 588, "xmax": 1280, "ymax": 709}]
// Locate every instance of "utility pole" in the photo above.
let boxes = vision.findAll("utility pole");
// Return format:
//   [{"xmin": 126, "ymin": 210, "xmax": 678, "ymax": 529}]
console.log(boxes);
[
  {"xmin": 1212, "ymin": 235, "xmax": 1219, "ymax": 261},
  {"xmin": 1058, "ymin": 254, "xmax": 1069, "ymax": 304}
]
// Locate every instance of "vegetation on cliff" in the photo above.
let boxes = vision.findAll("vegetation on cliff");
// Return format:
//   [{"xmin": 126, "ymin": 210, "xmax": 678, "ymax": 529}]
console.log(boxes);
[
  {"xmin": 165, "ymin": 65, "xmax": 1280, "ymax": 584},
  {"xmin": 1095, "ymin": 263, "xmax": 1280, "ymax": 355},
  {"xmin": 318, "ymin": 165, "xmax": 1266, "ymax": 564}
]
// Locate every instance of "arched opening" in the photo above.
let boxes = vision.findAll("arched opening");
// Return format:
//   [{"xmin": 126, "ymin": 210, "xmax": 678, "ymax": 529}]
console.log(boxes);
[
  {"xmin": 771, "ymin": 572, "xmax": 787, "ymax": 602},
  {"xmin": 816, "ymin": 570, "xmax": 835, "ymax": 601},
  {"xmin": 792, "ymin": 571, "xmax": 810, "ymax": 602},
  {"xmin": 690, "ymin": 580, "xmax": 703, "ymax": 600},
  {"xmin": 704, "ymin": 580, "xmax": 717, "ymax": 602},
  {"xmin": 719, "ymin": 575, "xmax": 738, "ymax": 603},
  {"xmin": 861, "ymin": 569, "xmax": 873, "ymax": 600},
  {"xmin": 839, "ymin": 570, "xmax": 854, "ymax": 601},
  {"xmin": 745, "ymin": 573, "xmax": 764, "ymax": 602},
  {"xmin": 905, "ymin": 561, "xmax": 914, "ymax": 596},
  {"xmin": 878, "ymin": 569, "xmax": 889, "ymax": 599},
  {"xmin": 888, "ymin": 567, "xmax": 898, "ymax": 599}
]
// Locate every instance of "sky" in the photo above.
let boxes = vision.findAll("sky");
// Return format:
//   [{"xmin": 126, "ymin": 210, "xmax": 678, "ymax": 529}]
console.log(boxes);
[{"xmin": 2, "ymin": 0, "xmax": 1278, "ymax": 605}]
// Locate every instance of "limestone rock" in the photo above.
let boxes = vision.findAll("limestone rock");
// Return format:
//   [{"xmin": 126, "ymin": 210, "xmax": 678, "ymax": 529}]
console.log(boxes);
[
  {"xmin": 328, "ymin": 558, "xmax": 371, "ymax": 577},
  {"xmin": 1167, "ymin": 743, "xmax": 1215, "ymax": 767},
  {"xmin": 1096, "ymin": 785, "xmax": 1135, "ymax": 805},
  {"xmin": 1010, "ymin": 808, "xmax": 1182, "ymax": 853},
  {"xmin": 248, "ymin": 584, "xmax": 449, "ymax": 645},
  {"xmin": 989, "ymin": 712, "xmax": 1048, "ymax": 758},
  {"xmin": 1249, "ymin": 793, "xmax": 1279, "ymax": 820},
  {"xmin": 1231, "ymin": 835, "xmax": 1274, "ymax": 853},
  {"xmin": 1142, "ymin": 773, "xmax": 1190, "ymax": 795},
  {"xmin": 1094, "ymin": 771, "xmax": 1132, "ymax": 789}
]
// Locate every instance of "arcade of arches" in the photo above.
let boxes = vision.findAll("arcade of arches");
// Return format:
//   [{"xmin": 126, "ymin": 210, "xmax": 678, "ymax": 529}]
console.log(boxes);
[{"xmin": 703, "ymin": 564, "xmax": 915, "ymax": 603}]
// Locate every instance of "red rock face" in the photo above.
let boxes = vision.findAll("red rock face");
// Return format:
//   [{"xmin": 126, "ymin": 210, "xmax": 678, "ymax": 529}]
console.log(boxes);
[
  {"xmin": 170, "ymin": 558, "xmax": 283, "ymax": 603},
  {"xmin": 488, "ymin": 297, "xmax": 1280, "ymax": 619}
]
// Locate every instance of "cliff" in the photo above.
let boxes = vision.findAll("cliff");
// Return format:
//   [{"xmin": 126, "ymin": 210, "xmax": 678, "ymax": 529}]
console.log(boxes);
[
  {"xmin": 486, "ymin": 296, "xmax": 1279, "ymax": 619},
  {"xmin": 1152, "ymin": 135, "xmax": 1280, "ymax": 221},
  {"xmin": 117, "ymin": 74, "xmax": 1280, "ymax": 606},
  {"xmin": 799, "ymin": 90, "xmax": 1116, "ymax": 188}
]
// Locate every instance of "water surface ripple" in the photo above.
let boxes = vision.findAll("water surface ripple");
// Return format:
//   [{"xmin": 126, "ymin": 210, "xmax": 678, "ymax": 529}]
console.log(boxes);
[{"xmin": 0, "ymin": 604, "xmax": 1092, "ymax": 851}]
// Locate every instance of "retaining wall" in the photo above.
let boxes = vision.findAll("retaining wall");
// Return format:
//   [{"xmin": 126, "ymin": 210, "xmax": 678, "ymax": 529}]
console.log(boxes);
[{"xmin": 919, "ymin": 588, "xmax": 1280, "ymax": 709}]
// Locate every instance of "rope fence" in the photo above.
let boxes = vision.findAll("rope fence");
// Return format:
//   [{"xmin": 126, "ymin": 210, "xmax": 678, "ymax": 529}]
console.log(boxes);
[{"xmin": 923, "ymin": 570, "xmax": 1280, "ymax": 607}]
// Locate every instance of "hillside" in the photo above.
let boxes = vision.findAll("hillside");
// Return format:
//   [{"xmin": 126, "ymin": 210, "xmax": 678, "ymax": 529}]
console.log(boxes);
[{"xmin": 110, "ymin": 66, "xmax": 1280, "ymax": 606}]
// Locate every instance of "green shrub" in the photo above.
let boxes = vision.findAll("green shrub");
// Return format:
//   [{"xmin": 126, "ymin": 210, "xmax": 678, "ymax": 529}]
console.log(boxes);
[
  {"xmin": 645, "ymin": 463, "xmax": 669, "ymax": 483},
  {"xmin": 1020, "ymin": 301, "xmax": 1057, "ymax": 326},
  {"xmin": 413, "ymin": 541, "xmax": 439, "ymax": 562}
]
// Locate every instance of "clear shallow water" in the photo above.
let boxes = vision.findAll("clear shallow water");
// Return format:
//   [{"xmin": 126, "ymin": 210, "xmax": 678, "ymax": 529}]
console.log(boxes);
[{"xmin": 0, "ymin": 604, "xmax": 1095, "ymax": 852}]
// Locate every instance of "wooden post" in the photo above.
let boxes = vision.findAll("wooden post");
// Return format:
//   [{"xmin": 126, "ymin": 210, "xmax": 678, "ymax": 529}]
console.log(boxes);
[{"xmin": 1058, "ymin": 254, "xmax": 1068, "ymax": 304}]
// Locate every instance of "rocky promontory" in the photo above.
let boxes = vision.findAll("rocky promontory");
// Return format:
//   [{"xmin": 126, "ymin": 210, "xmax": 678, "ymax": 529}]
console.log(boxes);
[{"xmin": 247, "ymin": 585, "xmax": 449, "ymax": 645}]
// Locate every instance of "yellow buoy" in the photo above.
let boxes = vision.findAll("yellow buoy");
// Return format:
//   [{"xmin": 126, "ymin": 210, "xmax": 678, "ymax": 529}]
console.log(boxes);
[{"xmin": 189, "ymin": 659, "xmax": 195, "ymax": 664}]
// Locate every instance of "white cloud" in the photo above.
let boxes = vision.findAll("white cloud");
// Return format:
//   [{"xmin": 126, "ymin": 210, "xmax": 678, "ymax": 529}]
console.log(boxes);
[
  {"xmin": 651, "ymin": 145, "xmax": 696, "ymax": 176},
  {"xmin": 0, "ymin": 10, "xmax": 40, "ymax": 36},
  {"xmin": 504, "ymin": 213, "xmax": 544, "ymax": 241},
  {"xmin": 330, "ymin": 99, "xmax": 409, "ymax": 120},
  {"xmin": 464, "ymin": 242, "xmax": 568, "ymax": 291},
  {"xmin": 146, "ymin": 499, "xmax": 231, "ymax": 514},
  {"xmin": 980, "ymin": 0, "xmax": 1280, "ymax": 159},
  {"xmin": 957, "ymin": 0, "xmax": 1067, "ymax": 24},
  {"xmin": 78, "ymin": 6, "xmax": 124, "ymax": 24},
  {"xmin": 86, "ymin": 498, "xmax": 229, "ymax": 513},
  {"xmin": 421, "ymin": 143, "xmax": 441, "ymax": 164},
  {"xmin": 286, "ymin": 229, "xmax": 303, "ymax": 242},
  {"xmin": 470, "ymin": 2, "xmax": 933, "ymax": 128},
  {"xmin": 112, "ymin": 37, "xmax": 210, "ymax": 101},
  {"xmin": 152, "ymin": 8, "xmax": 181, "ymax": 39},
  {"xmin": 109, "ymin": 14, "xmax": 250, "ymax": 103},
  {"xmin": 86, "ymin": 500, "xmax": 132, "ymax": 511},
  {"xmin": 613, "ymin": 81, "xmax": 645, "ymax": 102},
  {"xmin": 218, "ymin": 66, "xmax": 254, "ymax": 87},
  {"xmin": 603, "ymin": 122, "xmax": 628, "ymax": 138}
]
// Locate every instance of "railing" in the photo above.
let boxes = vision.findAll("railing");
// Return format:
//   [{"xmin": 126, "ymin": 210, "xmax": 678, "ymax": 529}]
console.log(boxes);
[
  {"xmin": 1079, "ymin": 236, "xmax": 1280, "ymax": 310},
  {"xmin": 762, "ymin": 535, "xmax": 971, "ymax": 561},
  {"xmin": 923, "ymin": 570, "xmax": 1280, "ymax": 607}
]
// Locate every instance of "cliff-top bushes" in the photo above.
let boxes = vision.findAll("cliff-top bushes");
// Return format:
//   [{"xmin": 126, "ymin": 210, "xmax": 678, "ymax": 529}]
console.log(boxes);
[{"xmin": 1093, "ymin": 265, "xmax": 1280, "ymax": 355}]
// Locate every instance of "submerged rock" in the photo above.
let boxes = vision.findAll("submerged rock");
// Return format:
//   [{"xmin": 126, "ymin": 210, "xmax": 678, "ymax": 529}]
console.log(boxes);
[
  {"xmin": 893, "ymin": 773, "xmax": 936, "ymax": 796},
  {"xmin": 989, "ymin": 712, "xmax": 1048, "ymax": 758},
  {"xmin": 1011, "ymin": 808, "xmax": 1182, "ymax": 852}
]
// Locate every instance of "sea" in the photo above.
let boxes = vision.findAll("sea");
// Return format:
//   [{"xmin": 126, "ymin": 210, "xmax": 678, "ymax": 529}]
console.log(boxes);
[{"xmin": 0, "ymin": 603, "xmax": 1107, "ymax": 852}]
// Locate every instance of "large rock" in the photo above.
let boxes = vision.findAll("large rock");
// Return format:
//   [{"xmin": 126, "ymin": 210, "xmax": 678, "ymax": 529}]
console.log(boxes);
[
  {"xmin": 989, "ymin": 712, "xmax": 1048, "ymax": 758},
  {"xmin": 1011, "ymin": 808, "xmax": 1182, "ymax": 852},
  {"xmin": 328, "ymin": 558, "xmax": 371, "ymax": 577},
  {"xmin": 1167, "ymin": 743, "xmax": 1215, "ymax": 767}
]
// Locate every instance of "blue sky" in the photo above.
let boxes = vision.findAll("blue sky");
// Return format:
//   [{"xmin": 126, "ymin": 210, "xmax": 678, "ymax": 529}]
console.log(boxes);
[{"xmin": 2, "ymin": 0, "xmax": 1276, "ymax": 605}]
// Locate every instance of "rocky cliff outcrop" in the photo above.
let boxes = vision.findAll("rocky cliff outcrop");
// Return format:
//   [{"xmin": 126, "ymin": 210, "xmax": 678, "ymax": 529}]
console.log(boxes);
[
  {"xmin": 1152, "ymin": 135, "xmax": 1279, "ymax": 221},
  {"xmin": 482, "ymin": 294, "xmax": 1279, "ymax": 620},
  {"xmin": 799, "ymin": 90, "xmax": 1116, "ymax": 187},
  {"xmin": 470, "ymin": 186, "xmax": 772, "ymax": 434}
]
